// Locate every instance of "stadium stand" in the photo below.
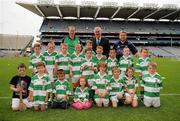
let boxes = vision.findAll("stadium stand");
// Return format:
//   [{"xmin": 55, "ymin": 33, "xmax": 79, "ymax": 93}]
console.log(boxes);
[
  {"xmin": 16, "ymin": 0, "xmax": 180, "ymax": 58},
  {"xmin": 0, "ymin": 34, "xmax": 33, "ymax": 57},
  {"xmin": 40, "ymin": 19, "xmax": 180, "ymax": 34}
]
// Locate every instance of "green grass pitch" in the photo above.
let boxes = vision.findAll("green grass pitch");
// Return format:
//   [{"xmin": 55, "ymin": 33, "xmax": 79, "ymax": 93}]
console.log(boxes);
[{"xmin": 0, "ymin": 57, "xmax": 180, "ymax": 121}]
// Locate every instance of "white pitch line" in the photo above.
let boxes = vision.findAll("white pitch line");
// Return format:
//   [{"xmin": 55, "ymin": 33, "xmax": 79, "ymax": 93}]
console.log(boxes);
[
  {"xmin": 160, "ymin": 94, "xmax": 180, "ymax": 96},
  {"xmin": 0, "ymin": 97, "xmax": 11, "ymax": 99}
]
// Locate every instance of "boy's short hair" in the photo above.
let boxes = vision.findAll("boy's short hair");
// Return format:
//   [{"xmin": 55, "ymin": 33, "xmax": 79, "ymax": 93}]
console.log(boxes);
[
  {"xmin": 148, "ymin": 62, "xmax": 157, "ymax": 69},
  {"xmin": 56, "ymin": 69, "xmax": 65, "ymax": 75},
  {"xmin": 109, "ymin": 49, "xmax": 116, "ymax": 54},
  {"xmin": 86, "ymin": 40, "xmax": 93, "ymax": 45},
  {"xmin": 48, "ymin": 41, "xmax": 55, "ymax": 46},
  {"xmin": 60, "ymin": 43, "xmax": 68, "ymax": 48},
  {"xmin": 75, "ymin": 43, "xmax": 81, "ymax": 47},
  {"xmin": 33, "ymin": 42, "xmax": 41, "ymax": 49},
  {"xmin": 112, "ymin": 67, "xmax": 120, "ymax": 73},
  {"xmin": 85, "ymin": 48, "xmax": 92, "ymax": 53},
  {"xmin": 140, "ymin": 48, "xmax": 148, "ymax": 53},
  {"xmin": 97, "ymin": 62, "xmax": 107, "ymax": 71},
  {"xmin": 96, "ymin": 45, "xmax": 103, "ymax": 50},
  {"xmin": 17, "ymin": 63, "xmax": 26, "ymax": 69},
  {"xmin": 123, "ymin": 47, "xmax": 129, "ymax": 51},
  {"xmin": 109, "ymin": 48, "xmax": 116, "ymax": 52},
  {"xmin": 125, "ymin": 67, "xmax": 134, "ymax": 74},
  {"xmin": 36, "ymin": 61, "xmax": 45, "ymax": 68}
]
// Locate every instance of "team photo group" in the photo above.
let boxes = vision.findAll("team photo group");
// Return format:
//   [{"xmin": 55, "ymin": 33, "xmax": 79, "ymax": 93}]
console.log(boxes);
[{"xmin": 9, "ymin": 26, "xmax": 163, "ymax": 112}]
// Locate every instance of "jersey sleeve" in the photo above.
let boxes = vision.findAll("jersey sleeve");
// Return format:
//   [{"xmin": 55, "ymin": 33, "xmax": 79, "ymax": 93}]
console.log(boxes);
[
  {"xmin": 135, "ymin": 59, "xmax": 141, "ymax": 72},
  {"xmin": 29, "ymin": 56, "xmax": 33, "ymax": 69},
  {"xmin": 28, "ymin": 78, "xmax": 34, "ymax": 91},
  {"xmin": 45, "ymin": 76, "xmax": 52, "ymax": 92}
]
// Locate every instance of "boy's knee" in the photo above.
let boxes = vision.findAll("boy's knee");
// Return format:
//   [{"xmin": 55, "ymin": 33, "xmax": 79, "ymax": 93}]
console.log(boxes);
[
  {"xmin": 12, "ymin": 107, "xmax": 19, "ymax": 111},
  {"xmin": 40, "ymin": 105, "xmax": 46, "ymax": 111},
  {"xmin": 132, "ymin": 102, "xmax": 138, "ymax": 108},
  {"xmin": 112, "ymin": 102, "xmax": 118, "ymax": 108},
  {"xmin": 125, "ymin": 98, "xmax": 132, "ymax": 104}
]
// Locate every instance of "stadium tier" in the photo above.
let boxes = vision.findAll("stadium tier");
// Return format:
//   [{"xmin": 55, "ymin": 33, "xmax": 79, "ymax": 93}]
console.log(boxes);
[
  {"xmin": 16, "ymin": 0, "xmax": 180, "ymax": 57},
  {"xmin": 0, "ymin": 34, "xmax": 33, "ymax": 57},
  {"xmin": 39, "ymin": 19, "xmax": 180, "ymax": 45}
]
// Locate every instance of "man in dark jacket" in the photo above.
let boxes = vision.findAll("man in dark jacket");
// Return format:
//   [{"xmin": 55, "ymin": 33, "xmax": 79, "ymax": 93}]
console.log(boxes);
[
  {"xmin": 113, "ymin": 31, "xmax": 138, "ymax": 60},
  {"xmin": 90, "ymin": 27, "xmax": 110, "ymax": 57}
]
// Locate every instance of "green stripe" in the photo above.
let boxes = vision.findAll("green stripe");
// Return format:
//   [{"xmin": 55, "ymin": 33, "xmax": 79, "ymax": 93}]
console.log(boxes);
[{"xmin": 144, "ymin": 91, "xmax": 160, "ymax": 97}]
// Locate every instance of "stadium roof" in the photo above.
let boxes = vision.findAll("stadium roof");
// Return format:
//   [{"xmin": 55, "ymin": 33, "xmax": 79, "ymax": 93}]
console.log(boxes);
[{"xmin": 16, "ymin": 0, "xmax": 180, "ymax": 21}]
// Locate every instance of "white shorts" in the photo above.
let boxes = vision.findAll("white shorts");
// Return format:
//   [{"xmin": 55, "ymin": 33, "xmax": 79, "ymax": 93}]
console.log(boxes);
[
  {"xmin": 144, "ymin": 98, "xmax": 160, "ymax": 108},
  {"xmin": 33, "ymin": 101, "xmax": 48, "ymax": 107},
  {"xmin": 12, "ymin": 98, "xmax": 33, "ymax": 109},
  {"xmin": 95, "ymin": 98, "xmax": 109, "ymax": 105},
  {"xmin": 110, "ymin": 94, "xmax": 123, "ymax": 102},
  {"xmin": 125, "ymin": 93, "xmax": 138, "ymax": 100}
]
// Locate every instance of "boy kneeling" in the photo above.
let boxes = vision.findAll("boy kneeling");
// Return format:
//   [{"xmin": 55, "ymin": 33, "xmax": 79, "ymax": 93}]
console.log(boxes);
[{"xmin": 51, "ymin": 69, "xmax": 71, "ymax": 109}]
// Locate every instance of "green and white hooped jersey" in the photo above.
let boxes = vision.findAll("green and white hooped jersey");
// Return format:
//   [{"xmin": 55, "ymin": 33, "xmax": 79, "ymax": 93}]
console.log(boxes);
[
  {"xmin": 81, "ymin": 57, "xmax": 97, "ymax": 86},
  {"xmin": 92, "ymin": 73, "xmax": 110, "ymax": 99},
  {"xmin": 94, "ymin": 55, "xmax": 106, "ymax": 65},
  {"xmin": 43, "ymin": 51, "xmax": 57, "ymax": 71},
  {"xmin": 109, "ymin": 77, "xmax": 124, "ymax": 96},
  {"xmin": 55, "ymin": 53, "xmax": 71, "ymax": 77},
  {"xmin": 119, "ymin": 55, "xmax": 134, "ymax": 72},
  {"xmin": 142, "ymin": 72, "xmax": 162, "ymax": 99},
  {"xmin": 28, "ymin": 74, "xmax": 52, "ymax": 103},
  {"xmin": 70, "ymin": 52, "xmax": 84, "ymax": 79},
  {"xmin": 135, "ymin": 57, "xmax": 151, "ymax": 75},
  {"xmin": 74, "ymin": 87, "xmax": 89, "ymax": 102},
  {"xmin": 29, "ymin": 53, "xmax": 44, "ymax": 70},
  {"xmin": 122, "ymin": 76, "xmax": 138, "ymax": 91},
  {"xmin": 106, "ymin": 58, "xmax": 119, "ymax": 76},
  {"xmin": 53, "ymin": 79, "xmax": 71, "ymax": 102}
]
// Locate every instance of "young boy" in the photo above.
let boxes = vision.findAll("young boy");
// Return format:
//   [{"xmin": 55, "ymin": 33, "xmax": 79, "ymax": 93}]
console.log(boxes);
[
  {"xmin": 55, "ymin": 43, "xmax": 71, "ymax": 80},
  {"xmin": 9, "ymin": 63, "xmax": 32, "ymax": 111},
  {"xmin": 109, "ymin": 68, "xmax": 124, "ymax": 108},
  {"xmin": 106, "ymin": 49, "xmax": 119, "ymax": 76},
  {"xmin": 43, "ymin": 41, "xmax": 57, "ymax": 83},
  {"xmin": 82, "ymin": 40, "xmax": 96, "ymax": 57},
  {"xmin": 70, "ymin": 43, "xmax": 84, "ymax": 86},
  {"xmin": 29, "ymin": 42, "xmax": 44, "ymax": 74},
  {"xmin": 119, "ymin": 47, "xmax": 134, "ymax": 76},
  {"xmin": 135, "ymin": 48, "xmax": 151, "ymax": 76},
  {"xmin": 81, "ymin": 49, "xmax": 97, "ymax": 101},
  {"xmin": 81, "ymin": 48, "xmax": 97, "ymax": 87},
  {"xmin": 92, "ymin": 62, "xmax": 110, "ymax": 107},
  {"xmin": 52, "ymin": 69, "xmax": 71, "ymax": 109},
  {"xmin": 94, "ymin": 46, "xmax": 106, "ymax": 65},
  {"xmin": 28, "ymin": 62, "xmax": 52, "ymax": 111},
  {"xmin": 142, "ymin": 62, "xmax": 162, "ymax": 108},
  {"xmin": 135, "ymin": 48, "xmax": 151, "ymax": 100}
]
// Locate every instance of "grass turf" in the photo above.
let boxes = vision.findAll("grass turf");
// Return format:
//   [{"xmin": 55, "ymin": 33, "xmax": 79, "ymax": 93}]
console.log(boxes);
[{"xmin": 0, "ymin": 57, "xmax": 180, "ymax": 121}]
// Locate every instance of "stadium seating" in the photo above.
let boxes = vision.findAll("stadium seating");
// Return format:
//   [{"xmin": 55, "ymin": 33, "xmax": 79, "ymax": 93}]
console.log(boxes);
[
  {"xmin": 40, "ymin": 19, "xmax": 180, "ymax": 34},
  {"xmin": 0, "ymin": 34, "xmax": 33, "ymax": 57}
]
